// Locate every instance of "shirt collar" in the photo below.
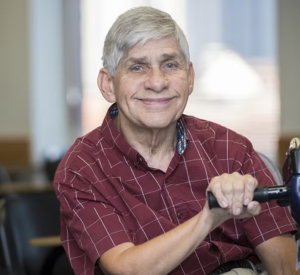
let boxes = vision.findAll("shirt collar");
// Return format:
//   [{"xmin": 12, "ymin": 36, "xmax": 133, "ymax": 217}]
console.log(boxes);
[{"xmin": 109, "ymin": 103, "xmax": 187, "ymax": 155}]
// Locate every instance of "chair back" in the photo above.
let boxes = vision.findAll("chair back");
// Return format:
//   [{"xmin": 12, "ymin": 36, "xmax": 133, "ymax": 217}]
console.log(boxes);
[
  {"xmin": 258, "ymin": 152, "xmax": 283, "ymax": 185},
  {"xmin": 0, "ymin": 192, "xmax": 61, "ymax": 275},
  {"xmin": 0, "ymin": 166, "xmax": 10, "ymax": 184}
]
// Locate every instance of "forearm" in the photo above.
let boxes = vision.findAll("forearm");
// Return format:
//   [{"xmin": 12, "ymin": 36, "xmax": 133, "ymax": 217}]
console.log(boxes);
[
  {"xmin": 99, "ymin": 206, "xmax": 227, "ymax": 275},
  {"xmin": 99, "ymin": 172, "xmax": 263, "ymax": 275},
  {"xmin": 255, "ymin": 233, "xmax": 298, "ymax": 275}
]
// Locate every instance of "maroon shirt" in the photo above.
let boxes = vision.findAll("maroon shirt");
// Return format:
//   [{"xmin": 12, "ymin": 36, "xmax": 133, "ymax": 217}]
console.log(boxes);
[{"xmin": 54, "ymin": 109, "xmax": 296, "ymax": 275}]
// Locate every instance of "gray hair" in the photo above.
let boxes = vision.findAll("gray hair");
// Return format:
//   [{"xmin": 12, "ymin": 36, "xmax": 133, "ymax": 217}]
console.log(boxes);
[{"xmin": 102, "ymin": 6, "xmax": 190, "ymax": 76}]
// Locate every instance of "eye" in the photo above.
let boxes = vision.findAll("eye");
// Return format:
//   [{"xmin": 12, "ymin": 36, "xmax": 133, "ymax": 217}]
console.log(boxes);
[
  {"xmin": 165, "ymin": 63, "xmax": 176, "ymax": 69},
  {"xmin": 131, "ymin": 65, "xmax": 142, "ymax": 72}
]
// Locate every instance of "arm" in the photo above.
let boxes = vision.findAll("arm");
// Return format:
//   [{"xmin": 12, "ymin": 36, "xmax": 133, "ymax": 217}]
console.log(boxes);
[
  {"xmin": 211, "ymin": 171, "xmax": 298, "ymax": 274},
  {"xmin": 98, "ymin": 173, "xmax": 261, "ymax": 275},
  {"xmin": 255, "ymin": 233, "xmax": 300, "ymax": 275},
  {"xmin": 99, "ymin": 206, "xmax": 224, "ymax": 275}
]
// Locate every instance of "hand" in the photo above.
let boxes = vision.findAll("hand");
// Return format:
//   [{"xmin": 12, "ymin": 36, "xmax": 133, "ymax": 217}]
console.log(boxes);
[{"xmin": 206, "ymin": 172, "xmax": 261, "ymax": 219}]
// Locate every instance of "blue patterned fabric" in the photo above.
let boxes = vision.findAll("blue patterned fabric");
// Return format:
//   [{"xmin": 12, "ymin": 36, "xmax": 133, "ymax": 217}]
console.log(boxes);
[
  {"xmin": 110, "ymin": 103, "xmax": 119, "ymax": 119},
  {"xmin": 176, "ymin": 120, "xmax": 187, "ymax": 155},
  {"xmin": 109, "ymin": 103, "xmax": 187, "ymax": 155}
]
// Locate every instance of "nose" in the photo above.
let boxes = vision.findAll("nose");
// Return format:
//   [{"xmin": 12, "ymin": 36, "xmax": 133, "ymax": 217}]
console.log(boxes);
[{"xmin": 144, "ymin": 67, "xmax": 168, "ymax": 92}]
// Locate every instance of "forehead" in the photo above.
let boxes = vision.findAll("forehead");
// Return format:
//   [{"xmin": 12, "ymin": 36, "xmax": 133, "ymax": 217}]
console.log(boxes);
[{"xmin": 123, "ymin": 36, "xmax": 183, "ymax": 61}]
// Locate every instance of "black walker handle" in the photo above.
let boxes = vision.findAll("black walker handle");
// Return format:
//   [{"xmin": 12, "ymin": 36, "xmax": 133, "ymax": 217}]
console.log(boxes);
[{"xmin": 207, "ymin": 185, "xmax": 290, "ymax": 209}]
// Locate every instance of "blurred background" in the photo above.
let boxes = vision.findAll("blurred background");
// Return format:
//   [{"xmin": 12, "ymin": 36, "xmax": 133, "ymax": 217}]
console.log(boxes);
[{"xmin": 0, "ymin": 0, "xmax": 299, "ymax": 183}]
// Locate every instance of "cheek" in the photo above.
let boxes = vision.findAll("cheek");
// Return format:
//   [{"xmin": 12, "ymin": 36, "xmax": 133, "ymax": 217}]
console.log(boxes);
[
  {"xmin": 114, "ymin": 84, "xmax": 135, "ymax": 103},
  {"xmin": 118, "ymin": 79, "xmax": 143, "ymax": 96},
  {"xmin": 174, "ymin": 76, "xmax": 192, "ymax": 94}
]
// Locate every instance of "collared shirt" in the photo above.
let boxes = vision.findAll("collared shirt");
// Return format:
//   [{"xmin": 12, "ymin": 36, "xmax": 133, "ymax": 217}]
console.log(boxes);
[
  {"xmin": 109, "ymin": 103, "xmax": 187, "ymax": 155},
  {"xmin": 54, "ymin": 107, "xmax": 296, "ymax": 275}
]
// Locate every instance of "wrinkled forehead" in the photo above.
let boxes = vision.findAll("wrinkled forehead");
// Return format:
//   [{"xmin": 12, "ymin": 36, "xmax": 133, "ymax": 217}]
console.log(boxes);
[{"xmin": 120, "ymin": 36, "xmax": 185, "ymax": 64}]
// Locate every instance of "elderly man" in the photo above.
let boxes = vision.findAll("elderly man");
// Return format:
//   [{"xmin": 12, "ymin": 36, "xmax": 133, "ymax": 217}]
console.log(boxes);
[{"xmin": 54, "ymin": 6, "xmax": 297, "ymax": 275}]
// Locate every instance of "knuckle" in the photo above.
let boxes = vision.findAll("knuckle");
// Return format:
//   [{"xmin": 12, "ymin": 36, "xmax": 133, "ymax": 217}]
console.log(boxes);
[
  {"xmin": 247, "ymin": 178, "xmax": 258, "ymax": 188},
  {"xmin": 222, "ymin": 185, "xmax": 232, "ymax": 195},
  {"xmin": 210, "ymin": 175, "xmax": 221, "ymax": 186},
  {"xmin": 232, "ymin": 172, "xmax": 240, "ymax": 177},
  {"xmin": 245, "ymin": 174, "xmax": 255, "ymax": 181},
  {"xmin": 234, "ymin": 184, "xmax": 244, "ymax": 193},
  {"xmin": 220, "ymin": 173, "xmax": 229, "ymax": 180}
]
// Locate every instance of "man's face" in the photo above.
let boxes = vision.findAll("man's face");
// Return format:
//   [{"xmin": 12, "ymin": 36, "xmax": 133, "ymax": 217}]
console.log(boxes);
[{"xmin": 107, "ymin": 36, "xmax": 194, "ymax": 130}]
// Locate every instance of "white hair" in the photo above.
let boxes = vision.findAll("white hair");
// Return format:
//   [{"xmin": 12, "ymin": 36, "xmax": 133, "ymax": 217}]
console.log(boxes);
[{"xmin": 102, "ymin": 6, "xmax": 190, "ymax": 76}]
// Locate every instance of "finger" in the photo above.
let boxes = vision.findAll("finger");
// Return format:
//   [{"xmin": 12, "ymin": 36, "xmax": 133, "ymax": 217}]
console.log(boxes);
[
  {"xmin": 246, "ymin": 201, "xmax": 261, "ymax": 216},
  {"xmin": 220, "ymin": 175, "xmax": 234, "ymax": 210},
  {"xmin": 208, "ymin": 177, "xmax": 228, "ymax": 208},
  {"xmin": 231, "ymin": 178, "xmax": 245, "ymax": 216},
  {"xmin": 243, "ymin": 175, "xmax": 258, "ymax": 206},
  {"xmin": 215, "ymin": 188, "xmax": 229, "ymax": 208}
]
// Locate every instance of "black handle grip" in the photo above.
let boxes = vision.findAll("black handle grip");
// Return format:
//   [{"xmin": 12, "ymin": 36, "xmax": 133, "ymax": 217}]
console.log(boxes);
[{"xmin": 207, "ymin": 185, "xmax": 290, "ymax": 209}]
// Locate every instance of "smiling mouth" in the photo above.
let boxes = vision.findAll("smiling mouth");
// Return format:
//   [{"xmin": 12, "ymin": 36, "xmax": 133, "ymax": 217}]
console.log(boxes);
[{"xmin": 139, "ymin": 98, "xmax": 173, "ymax": 105}]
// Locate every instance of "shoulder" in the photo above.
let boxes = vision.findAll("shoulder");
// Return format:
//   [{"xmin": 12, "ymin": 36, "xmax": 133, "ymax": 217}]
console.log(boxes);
[
  {"xmin": 54, "ymin": 127, "xmax": 106, "ymax": 182},
  {"xmin": 182, "ymin": 114, "xmax": 251, "ymax": 149},
  {"xmin": 70, "ymin": 127, "xmax": 104, "ymax": 160},
  {"xmin": 181, "ymin": 114, "xmax": 258, "ymax": 172}
]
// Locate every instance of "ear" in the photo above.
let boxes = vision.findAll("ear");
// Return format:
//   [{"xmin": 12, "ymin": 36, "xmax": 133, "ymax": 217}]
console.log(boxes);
[
  {"xmin": 188, "ymin": 62, "xmax": 195, "ymax": 95},
  {"xmin": 97, "ymin": 68, "xmax": 116, "ymax": 103}
]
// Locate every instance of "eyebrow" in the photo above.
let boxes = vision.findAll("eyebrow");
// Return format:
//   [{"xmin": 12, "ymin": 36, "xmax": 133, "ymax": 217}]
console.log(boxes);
[
  {"xmin": 160, "ymin": 53, "xmax": 184, "ymax": 62},
  {"xmin": 125, "ymin": 56, "xmax": 149, "ymax": 66}
]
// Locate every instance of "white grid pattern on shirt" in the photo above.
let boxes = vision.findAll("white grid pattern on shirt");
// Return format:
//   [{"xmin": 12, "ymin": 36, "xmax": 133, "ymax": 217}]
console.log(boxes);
[{"xmin": 54, "ymin": 114, "xmax": 297, "ymax": 275}]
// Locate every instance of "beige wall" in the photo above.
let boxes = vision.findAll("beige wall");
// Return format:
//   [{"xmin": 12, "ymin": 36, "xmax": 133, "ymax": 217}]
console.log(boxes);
[
  {"xmin": 0, "ymin": 0, "xmax": 30, "ymax": 137},
  {"xmin": 278, "ymin": 0, "xmax": 300, "ymax": 165},
  {"xmin": 0, "ymin": 0, "xmax": 299, "ymax": 169},
  {"xmin": 278, "ymin": 0, "xmax": 300, "ymax": 136},
  {"xmin": 0, "ymin": 0, "xmax": 72, "ymax": 169},
  {"xmin": 0, "ymin": 0, "xmax": 31, "ymax": 169}
]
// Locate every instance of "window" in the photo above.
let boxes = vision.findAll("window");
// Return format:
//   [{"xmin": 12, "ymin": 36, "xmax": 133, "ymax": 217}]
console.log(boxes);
[{"xmin": 80, "ymin": 0, "xmax": 279, "ymax": 163}]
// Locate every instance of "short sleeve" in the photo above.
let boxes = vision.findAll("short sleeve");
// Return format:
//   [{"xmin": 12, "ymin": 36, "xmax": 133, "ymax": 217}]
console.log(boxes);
[{"xmin": 55, "ymin": 172, "xmax": 132, "ymax": 273}]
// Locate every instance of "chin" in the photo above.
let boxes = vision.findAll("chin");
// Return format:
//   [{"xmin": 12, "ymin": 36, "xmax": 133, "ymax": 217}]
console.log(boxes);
[{"xmin": 140, "ymin": 117, "xmax": 176, "ymax": 130}]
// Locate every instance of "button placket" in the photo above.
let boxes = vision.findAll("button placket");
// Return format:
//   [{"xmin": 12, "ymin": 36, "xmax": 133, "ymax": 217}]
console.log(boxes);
[
  {"xmin": 134, "ymin": 155, "xmax": 142, "ymax": 168},
  {"xmin": 162, "ymin": 173, "xmax": 186, "ymax": 223}
]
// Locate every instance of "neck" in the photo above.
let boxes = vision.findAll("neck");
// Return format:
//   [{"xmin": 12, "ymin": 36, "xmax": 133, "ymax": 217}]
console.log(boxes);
[{"xmin": 114, "ymin": 117, "xmax": 177, "ymax": 172}]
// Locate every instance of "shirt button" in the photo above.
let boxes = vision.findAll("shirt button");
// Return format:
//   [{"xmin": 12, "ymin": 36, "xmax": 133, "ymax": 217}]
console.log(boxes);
[
  {"xmin": 136, "ymin": 155, "xmax": 142, "ymax": 163},
  {"xmin": 177, "ymin": 212, "xmax": 183, "ymax": 219},
  {"xmin": 164, "ymin": 178, "xmax": 169, "ymax": 183}
]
